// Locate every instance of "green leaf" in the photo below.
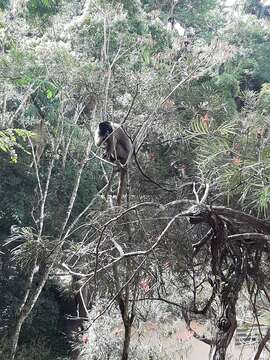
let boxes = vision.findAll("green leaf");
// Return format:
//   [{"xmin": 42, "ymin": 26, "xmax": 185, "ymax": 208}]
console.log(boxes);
[
  {"xmin": 46, "ymin": 88, "xmax": 53, "ymax": 99},
  {"xmin": 16, "ymin": 77, "xmax": 32, "ymax": 86}
]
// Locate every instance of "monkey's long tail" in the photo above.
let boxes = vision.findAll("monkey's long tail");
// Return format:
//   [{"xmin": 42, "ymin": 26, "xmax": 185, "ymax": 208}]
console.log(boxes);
[{"xmin": 133, "ymin": 151, "xmax": 175, "ymax": 193}]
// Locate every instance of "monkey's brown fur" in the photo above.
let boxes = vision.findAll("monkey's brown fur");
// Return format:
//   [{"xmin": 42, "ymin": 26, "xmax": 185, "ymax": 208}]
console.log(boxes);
[{"xmin": 95, "ymin": 122, "xmax": 132, "ymax": 205}]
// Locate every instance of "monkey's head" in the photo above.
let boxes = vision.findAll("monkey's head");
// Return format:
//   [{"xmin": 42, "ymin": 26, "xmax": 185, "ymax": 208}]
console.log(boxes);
[
  {"xmin": 168, "ymin": 17, "xmax": 176, "ymax": 25},
  {"xmin": 95, "ymin": 121, "xmax": 113, "ymax": 146}
]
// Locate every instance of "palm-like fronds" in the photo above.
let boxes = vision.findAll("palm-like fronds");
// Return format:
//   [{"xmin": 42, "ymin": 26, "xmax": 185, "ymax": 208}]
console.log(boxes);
[
  {"xmin": 185, "ymin": 113, "xmax": 270, "ymax": 217},
  {"xmin": 187, "ymin": 119, "xmax": 236, "ymax": 178},
  {"xmin": 4, "ymin": 227, "xmax": 37, "ymax": 270}
]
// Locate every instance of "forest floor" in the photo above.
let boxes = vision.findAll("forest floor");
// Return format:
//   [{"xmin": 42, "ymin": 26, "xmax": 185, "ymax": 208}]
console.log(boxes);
[{"xmin": 114, "ymin": 319, "xmax": 268, "ymax": 359}]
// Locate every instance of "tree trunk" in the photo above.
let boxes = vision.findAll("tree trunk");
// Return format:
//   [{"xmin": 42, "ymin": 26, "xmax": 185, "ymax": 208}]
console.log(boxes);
[
  {"xmin": 121, "ymin": 324, "xmax": 132, "ymax": 360},
  {"xmin": 210, "ymin": 319, "xmax": 237, "ymax": 360},
  {"xmin": 253, "ymin": 328, "xmax": 270, "ymax": 360},
  {"xmin": 211, "ymin": 274, "xmax": 243, "ymax": 360},
  {"xmin": 9, "ymin": 264, "xmax": 52, "ymax": 359},
  {"xmin": 10, "ymin": 314, "xmax": 25, "ymax": 360}
]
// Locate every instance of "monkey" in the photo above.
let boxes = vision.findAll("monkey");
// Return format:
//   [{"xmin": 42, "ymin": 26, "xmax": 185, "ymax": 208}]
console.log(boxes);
[
  {"xmin": 94, "ymin": 121, "xmax": 132, "ymax": 166},
  {"xmin": 95, "ymin": 121, "xmax": 177, "ymax": 202},
  {"xmin": 234, "ymin": 96, "xmax": 245, "ymax": 112},
  {"xmin": 166, "ymin": 17, "xmax": 185, "ymax": 37},
  {"xmin": 94, "ymin": 121, "xmax": 133, "ymax": 206}
]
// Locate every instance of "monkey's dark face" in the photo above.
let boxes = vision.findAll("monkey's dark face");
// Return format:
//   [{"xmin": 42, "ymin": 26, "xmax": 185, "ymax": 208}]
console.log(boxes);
[
  {"xmin": 99, "ymin": 121, "xmax": 113, "ymax": 138},
  {"xmin": 94, "ymin": 121, "xmax": 114, "ymax": 147},
  {"xmin": 168, "ymin": 17, "xmax": 175, "ymax": 25}
]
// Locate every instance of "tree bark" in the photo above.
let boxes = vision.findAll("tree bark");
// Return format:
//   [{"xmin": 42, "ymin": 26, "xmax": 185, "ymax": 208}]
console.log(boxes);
[
  {"xmin": 211, "ymin": 276, "xmax": 242, "ymax": 360},
  {"xmin": 122, "ymin": 324, "xmax": 132, "ymax": 360},
  {"xmin": 253, "ymin": 328, "xmax": 270, "ymax": 360},
  {"xmin": 211, "ymin": 318, "xmax": 237, "ymax": 360},
  {"xmin": 10, "ymin": 314, "xmax": 25, "ymax": 360},
  {"xmin": 184, "ymin": 204, "xmax": 247, "ymax": 360},
  {"xmin": 10, "ymin": 264, "xmax": 51, "ymax": 360}
]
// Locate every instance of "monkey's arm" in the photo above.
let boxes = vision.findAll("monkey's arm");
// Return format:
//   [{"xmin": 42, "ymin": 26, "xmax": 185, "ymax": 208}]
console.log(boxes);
[{"xmin": 116, "ymin": 129, "xmax": 132, "ymax": 165}]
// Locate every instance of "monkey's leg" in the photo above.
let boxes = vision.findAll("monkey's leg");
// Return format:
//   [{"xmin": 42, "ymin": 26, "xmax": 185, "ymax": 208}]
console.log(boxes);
[
  {"xmin": 116, "ymin": 166, "xmax": 127, "ymax": 206},
  {"xmin": 104, "ymin": 167, "xmax": 118, "ymax": 200}
]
